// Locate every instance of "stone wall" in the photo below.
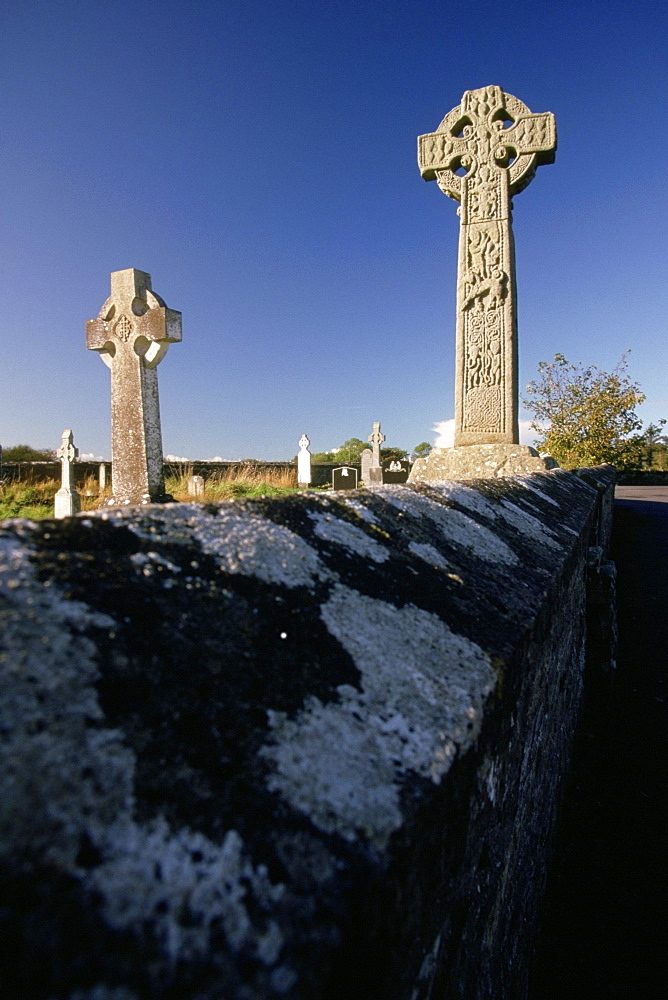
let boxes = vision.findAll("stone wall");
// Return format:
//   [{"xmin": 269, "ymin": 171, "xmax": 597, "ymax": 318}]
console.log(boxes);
[{"xmin": 0, "ymin": 466, "xmax": 615, "ymax": 1000}]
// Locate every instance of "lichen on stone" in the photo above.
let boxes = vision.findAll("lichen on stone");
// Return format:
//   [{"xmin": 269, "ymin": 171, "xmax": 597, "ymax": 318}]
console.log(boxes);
[{"xmin": 262, "ymin": 584, "xmax": 495, "ymax": 848}]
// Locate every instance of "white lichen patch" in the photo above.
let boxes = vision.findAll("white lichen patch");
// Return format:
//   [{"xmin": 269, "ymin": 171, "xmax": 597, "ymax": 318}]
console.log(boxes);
[
  {"xmin": 0, "ymin": 536, "xmax": 131, "ymax": 869},
  {"xmin": 382, "ymin": 488, "xmax": 518, "ymax": 566},
  {"xmin": 496, "ymin": 499, "xmax": 562, "ymax": 550},
  {"xmin": 87, "ymin": 818, "xmax": 285, "ymax": 965},
  {"xmin": 308, "ymin": 512, "xmax": 389, "ymax": 563},
  {"xmin": 262, "ymin": 585, "xmax": 495, "ymax": 848},
  {"xmin": 511, "ymin": 477, "xmax": 560, "ymax": 506},
  {"xmin": 130, "ymin": 550, "xmax": 183, "ymax": 577},
  {"xmin": 0, "ymin": 533, "xmax": 291, "ymax": 975},
  {"xmin": 423, "ymin": 482, "xmax": 500, "ymax": 520},
  {"xmin": 340, "ymin": 498, "xmax": 379, "ymax": 524},
  {"xmin": 408, "ymin": 542, "xmax": 451, "ymax": 571},
  {"xmin": 122, "ymin": 505, "xmax": 332, "ymax": 589}
]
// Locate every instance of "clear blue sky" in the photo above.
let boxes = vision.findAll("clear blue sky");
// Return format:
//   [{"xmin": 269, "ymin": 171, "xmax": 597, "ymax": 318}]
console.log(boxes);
[{"xmin": 1, "ymin": 0, "xmax": 666, "ymax": 460}]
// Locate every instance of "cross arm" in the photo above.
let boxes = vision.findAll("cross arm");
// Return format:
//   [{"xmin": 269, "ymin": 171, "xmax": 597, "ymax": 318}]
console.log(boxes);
[
  {"xmin": 503, "ymin": 113, "xmax": 556, "ymax": 164},
  {"xmin": 418, "ymin": 131, "xmax": 469, "ymax": 181}
]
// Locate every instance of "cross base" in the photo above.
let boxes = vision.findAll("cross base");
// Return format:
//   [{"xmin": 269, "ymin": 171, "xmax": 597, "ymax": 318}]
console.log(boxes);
[
  {"xmin": 409, "ymin": 444, "xmax": 558, "ymax": 483},
  {"xmin": 100, "ymin": 491, "xmax": 176, "ymax": 509},
  {"xmin": 54, "ymin": 488, "xmax": 81, "ymax": 519}
]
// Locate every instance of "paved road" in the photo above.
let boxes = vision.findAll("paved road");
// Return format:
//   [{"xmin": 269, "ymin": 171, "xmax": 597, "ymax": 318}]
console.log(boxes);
[{"xmin": 531, "ymin": 487, "xmax": 667, "ymax": 997}]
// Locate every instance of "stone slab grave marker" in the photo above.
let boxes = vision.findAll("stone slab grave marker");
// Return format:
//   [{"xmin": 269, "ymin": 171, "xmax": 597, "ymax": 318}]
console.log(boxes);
[
  {"xmin": 188, "ymin": 475, "xmax": 205, "ymax": 498},
  {"xmin": 54, "ymin": 428, "xmax": 81, "ymax": 518},
  {"xmin": 410, "ymin": 86, "xmax": 558, "ymax": 481},
  {"xmin": 297, "ymin": 434, "xmax": 312, "ymax": 487},
  {"xmin": 367, "ymin": 421, "xmax": 385, "ymax": 485},
  {"xmin": 360, "ymin": 448, "xmax": 373, "ymax": 484},
  {"xmin": 332, "ymin": 466, "xmax": 358, "ymax": 490},
  {"xmin": 87, "ymin": 268, "xmax": 181, "ymax": 505},
  {"xmin": 382, "ymin": 459, "xmax": 411, "ymax": 484}
]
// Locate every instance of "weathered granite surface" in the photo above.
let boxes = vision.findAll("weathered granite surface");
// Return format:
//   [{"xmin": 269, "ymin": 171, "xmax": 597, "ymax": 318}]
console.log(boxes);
[
  {"xmin": 0, "ymin": 467, "xmax": 614, "ymax": 999},
  {"xmin": 410, "ymin": 443, "xmax": 557, "ymax": 482}
]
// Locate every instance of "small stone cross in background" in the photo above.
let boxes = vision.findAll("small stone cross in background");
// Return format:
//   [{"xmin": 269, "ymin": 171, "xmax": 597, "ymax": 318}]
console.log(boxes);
[
  {"xmin": 86, "ymin": 269, "xmax": 181, "ymax": 506},
  {"xmin": 367, "ymin": 422, "xmax": 385, "ymax": 485},
  {"xmin": 54, "ymin": 429, "xmax": 81, "ymax": 518},
  {"xmin": 297, "ymin": 434, "xmax": 311, "ymax": 487}
]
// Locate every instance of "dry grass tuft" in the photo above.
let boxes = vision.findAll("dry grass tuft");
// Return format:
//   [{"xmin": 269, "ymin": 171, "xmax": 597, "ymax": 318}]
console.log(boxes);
[
  {"xmin": 0, "ymin": 465, "xmax": 301, "ymax": 520},
  {"xmin": 166, "ymin": 464, "xmax": 298, "ymax": 501}
]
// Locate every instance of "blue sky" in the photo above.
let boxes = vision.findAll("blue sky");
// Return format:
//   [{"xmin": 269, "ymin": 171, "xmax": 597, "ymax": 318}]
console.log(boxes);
[{"xmin": 1, "ymin": 0, "xmax": 666, "ymax": 460}]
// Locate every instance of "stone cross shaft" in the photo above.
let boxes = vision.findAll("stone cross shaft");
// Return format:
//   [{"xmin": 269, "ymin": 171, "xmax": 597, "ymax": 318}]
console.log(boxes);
[
  {"xmin": 368, "ymin": 422, "xmax": 385, "ymax": 466},
  {"xmin": 86, "ymin": 269, "xmax": 181, "ymax": 506},
  {"xmin": 419, "ymin": 86, "xmax": 556, "ymax": 446}
]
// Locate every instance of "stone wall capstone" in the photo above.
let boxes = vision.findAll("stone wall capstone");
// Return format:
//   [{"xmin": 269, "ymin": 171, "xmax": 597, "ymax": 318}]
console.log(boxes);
[{"xmin": 0, "ymin": 466, "xmax": 615, "ymax": 1000}]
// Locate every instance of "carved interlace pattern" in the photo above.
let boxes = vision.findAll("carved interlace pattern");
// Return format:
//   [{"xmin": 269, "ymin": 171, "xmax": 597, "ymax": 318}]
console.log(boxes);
[{"xmin": 114, "ymin": 315, "xmax": 134, "ymax": 343}]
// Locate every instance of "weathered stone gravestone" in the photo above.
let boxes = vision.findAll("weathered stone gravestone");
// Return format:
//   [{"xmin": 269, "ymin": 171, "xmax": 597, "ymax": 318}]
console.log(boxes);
[
  {"xmin": 54, "ymin": 428, "xmax": 81, "ymax": 518},
  {"xmin": 360, "ymin": 448, "xmax": 373, "ymax": 484},
  {"xmin": 367, "ymin": 421, "xmax": 385, "ymax": 485},
  {"xmin": 187, "ymin": 475, "xmax": 205, "ymax": 498},
  {"xmin": 382, "ymin": 459, "xmax": 411, "ymax": 484},
  {"xmin": 332, "ymin": 466, "xmax": 358, "ymax": 490},
  {"xmin": 98, "ymin": 462, "xmax": 107, "ymax": 493},
  {"xmin": 410, "ymin": 86, "xmax": 558, "ymax": 481},
  {"xmin": 297, "ymin": 434, "xmax": 311, "ymax": 486},
  {"xmin": 87, "ymin": 269, "xmax": 181, "ymax": 506}
]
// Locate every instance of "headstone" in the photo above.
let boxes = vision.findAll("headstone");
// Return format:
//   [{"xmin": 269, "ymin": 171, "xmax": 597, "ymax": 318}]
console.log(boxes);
[
  {"xmin": 297, "ymin": 434, "xmax": 312, "ymax": 486},
  {"xmin": 367, "ymin": 421, "xmax": 385, "ymax": 485},
  {"xmin": 360, "ymin": 448, "xmax": 373, "ymax": 484},
  {"xmin": 382, "ymin": 459, "xmax": 411, "ymax": 484},
  {"xmin": 98, "ymin": 462, "xmax": 107, "ymax": 492},
  {"xmin": 411, "ymin": 86, "xmax": 558, "ymax": 481},
  {"xmin": 332, "ymin": 466, "xmax": 358, "ymax": 491},
  {"xmin": 188, "ymin": 475, "xmax": 205, "ymax": 498},
  {"xmin": 86, "ymin": 268, "xmax": 181, "ymax": 506},
  {"xmin": 54, "ymin": 429, "xmax": 81, "ymax": 518}
]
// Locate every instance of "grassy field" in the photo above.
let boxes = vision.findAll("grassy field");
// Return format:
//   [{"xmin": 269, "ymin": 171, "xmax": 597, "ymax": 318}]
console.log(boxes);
[{"xmin": 0, "ymin": 465, "xmax": 306, "ymax": 521}]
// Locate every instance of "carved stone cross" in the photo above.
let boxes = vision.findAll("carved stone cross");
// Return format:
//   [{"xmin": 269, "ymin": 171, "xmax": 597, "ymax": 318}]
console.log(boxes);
[
  {"xmin": 367, "ymin": 421, "xmax": 385, "ymax": 485},
  {"xmin": 86, "ymin": 269, "xmax": 181, "ymax": 506},
  {"xmin": 297, "ymin": 434, "xmax": 312, "ymax": 486},
  {"xmin": 54, "ymin": 428, "xmax": 81, "ymax": 518},
  {"xmin": 418, "ymin": 86, "xmax": 556, "ymax": 446}
]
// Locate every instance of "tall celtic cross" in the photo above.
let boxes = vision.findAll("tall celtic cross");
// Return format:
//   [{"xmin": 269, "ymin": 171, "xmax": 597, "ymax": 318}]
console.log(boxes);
[
  {"xmin": 418, "ymin": 86, "xmax": 556, "ymax": 446},
  {"xmin": 86, "ymin": 269, "xmax": 181, "ymax": 506}
]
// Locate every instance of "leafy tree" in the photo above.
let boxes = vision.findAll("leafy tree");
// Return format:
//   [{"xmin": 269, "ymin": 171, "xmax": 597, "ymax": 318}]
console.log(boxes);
[
  {"xmin": 311, "ymin": 438, "xmax": 411, "ymax": 464},
  {"xmin": 381, "ymin": 446, "xmax": 409, "ymax": 462},
  {"xmin": 2, "ymin": 443, "xmax": 55, "ymax": 462},
  {"xmin": 413, "ymin": 441, "xmax": 433, "ymax": 459},
  {"xmin": 639, "ymin": 420, "xmax": 668, "ymax": 470},
  {"xmin": 524, "ymin": 353, "xmax": 646, "ymax": 470},
  {"xmin": 312, "ymin": 438, "xmax": 367, "ymax": 463}
]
